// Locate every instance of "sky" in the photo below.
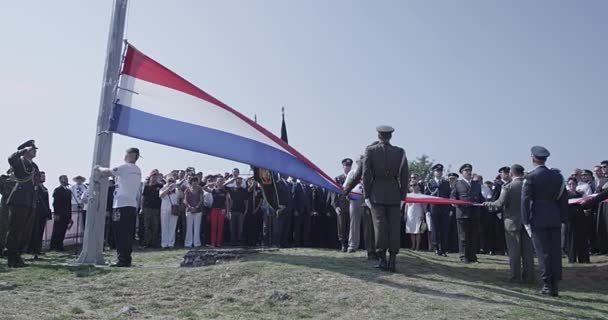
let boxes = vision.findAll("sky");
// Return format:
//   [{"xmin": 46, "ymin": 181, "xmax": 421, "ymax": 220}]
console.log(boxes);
[{"xmin": 0, "ymin": 0, "xmax": 606, "ymax": 187}]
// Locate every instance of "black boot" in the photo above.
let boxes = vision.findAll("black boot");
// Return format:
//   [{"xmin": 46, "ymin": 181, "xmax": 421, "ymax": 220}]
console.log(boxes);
[
  {"xmin": 388, "ymin": 252, "xmax": 397, "ymax": 272},
  {"xmin": 367, "ymin": 251, "xmax": 378, "ymax": 260},
  {"xmin": 341, "ymin": 241, "xmax": 347, "ymax": 253},
  {"xmin": 375, "ymin": 251, "xmax": 387, "ymax": 270}
]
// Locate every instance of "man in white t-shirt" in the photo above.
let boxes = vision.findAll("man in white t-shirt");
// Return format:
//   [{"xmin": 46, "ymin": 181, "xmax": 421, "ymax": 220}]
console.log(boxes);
[{"xmin": 95, "ymin": 147, "xmax": 142, "ymax": 267}]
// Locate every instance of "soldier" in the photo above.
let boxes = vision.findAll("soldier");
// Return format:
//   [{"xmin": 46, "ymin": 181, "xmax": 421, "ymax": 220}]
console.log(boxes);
[
  {"xmin": 5, "ymin": 139, "xmax": 41, "ymax": 268},
  {"xmin": 0, "ymin": 169, "xmax": 17, "ymax": 258},
  {"xmin": 362, "ymin": 126, "xmax": 409, "ymax": 272},
  {"xmin": 28, "ymin": 171, "xmax": 52, "ymax": 258},
  {"xmin": 425, "ymin": 163, "xmax": 451, "ymax": 257},
  {"xmin": 522, "ymin": 146, "xmax": 568, "ymax": 297},
  {"xmin": 331, "ymin": 158, "xmax": 353, "ymax": 252},
  {"xmin": 484, "ymin": 164, "xmax": 535, "ymax": 283},
  {"xmin": 451, "ymin": 163, "xmax": 483, "ymax": 264}
]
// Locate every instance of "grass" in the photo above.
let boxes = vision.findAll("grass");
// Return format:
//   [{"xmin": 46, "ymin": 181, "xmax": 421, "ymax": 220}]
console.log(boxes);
[{"xmin": 0, "ymin": 248, "xmax": 607, "ymax": 320}]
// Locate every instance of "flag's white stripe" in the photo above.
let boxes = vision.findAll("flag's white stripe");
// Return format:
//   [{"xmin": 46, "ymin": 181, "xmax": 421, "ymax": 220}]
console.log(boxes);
[{"xmin": 117, "ymin": 75, "xmax": 290, "ymax": 154}]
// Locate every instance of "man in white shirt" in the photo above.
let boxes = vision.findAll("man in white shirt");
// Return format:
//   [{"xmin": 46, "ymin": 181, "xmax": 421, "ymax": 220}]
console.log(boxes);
[
  {"xmin": 71, "ymin": 176, "xmax": 87, "ymax": 213},
  {"xmin": 344, "ymin": 156, "xmax": 364, "ymax": 253},
  {"xmin": 96, "ymin": 147, "xmax": 142, "ymax": 267}
]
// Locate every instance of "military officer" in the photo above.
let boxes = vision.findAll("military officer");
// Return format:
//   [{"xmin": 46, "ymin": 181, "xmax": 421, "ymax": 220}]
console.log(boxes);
[
  {"xmin": 6, "ymin": 139, "xmax": 41, "ymax": 268},
  {"xmin": 0, "ymin": 169, "xmax": 17, "ymax": 257},
  {"xmin": 425, "ymin": 163, "xmax": 451, "ymax": 257},
  {"xmin": 522, "ymin": 146, "xmax": 568, "ymax": 297},
  {"xmin": 450, "ymin": 163, "xmax": 483, "ymax": 263},
  {"xmin": 362, "ymin": 125, "xmax": 409, "ymax": 272},
  {"xmin": 331, "ymin": 158, "xmax": 352, "ymax": 252}
]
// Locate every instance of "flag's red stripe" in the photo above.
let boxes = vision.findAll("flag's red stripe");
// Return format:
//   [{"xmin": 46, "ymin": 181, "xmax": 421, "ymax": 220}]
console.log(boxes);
[{"xmin": 121, "ymin": 43, "xmax": 340, "ymax": 189}]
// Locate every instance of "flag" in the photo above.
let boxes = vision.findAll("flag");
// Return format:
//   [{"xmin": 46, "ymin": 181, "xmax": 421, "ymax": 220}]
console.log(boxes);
[
  {"xmin": 109, "ymin": 43, "xmax": 491, "ymax": 207},
  {"xmin": 281, "ymin": 107, "xmax": 288, "ymax": 144},
  {"xmin": 110, "ymin": 43, "xmax": 341, "ymax": 193}
]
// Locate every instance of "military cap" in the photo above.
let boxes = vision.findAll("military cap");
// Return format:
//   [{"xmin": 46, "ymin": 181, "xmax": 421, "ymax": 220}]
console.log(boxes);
[
  {"xmin": 126, "ymin": 147, "xmax": 142, "ymax": 158},
  {"xmin": 73, "ymin": 175, "xmax": 86, "ymax": 182},
  {"xmin": 498, "ymin": 166, "xmax": 510, "ymax": 173},
  {"xmin": 341, "ymin": 158, "xmax": 353, "ymax": 166},
  {"xmin": 459, "ymin": 163, "xmax": 473, "ymax": 173},
  {"xmin": 17, "ymin": 139, "xmax": 37, "ymax": 150},
  {"xmin": 432, "ymin": 163, "xmax": 444, "ymax": 171},
  {"xmin": 531, "ymin": 146, "xmax": 550, "ymax": 158},
  {"xmin": 510, "ymin": 164, "xmax": 525, "ymax": 174},
  {"xmin": 376, "ymin": 125, "xmax": 394, "ymax": 133},
  {"xmin": 448, "ymin": 172, "xmax": 459, "ymax": 178}
]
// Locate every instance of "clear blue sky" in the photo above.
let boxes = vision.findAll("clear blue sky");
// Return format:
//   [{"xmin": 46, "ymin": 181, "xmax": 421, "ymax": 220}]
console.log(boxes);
[{"xmin": 1, "ymin": 0, "xmax": 606, "ymax": 185}]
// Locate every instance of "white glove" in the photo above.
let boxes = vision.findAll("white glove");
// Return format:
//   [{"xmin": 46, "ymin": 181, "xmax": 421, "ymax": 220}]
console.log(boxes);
[
  {"xmin": 524, "ymin": 224, "xmax": 532, "ymax": 238},
  {"xmin": 335, "ymin": 207, "xmax": 341, "ymax": 215},
  {"xmin": 365, "ymin": 198, "xmax": 372, "ymax": 208}
]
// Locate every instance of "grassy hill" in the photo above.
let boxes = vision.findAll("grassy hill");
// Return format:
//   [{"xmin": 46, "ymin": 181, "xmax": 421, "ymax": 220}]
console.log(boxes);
[{"xmin": 0, "ymin": 248, "xmax": 607, "ymax": 320}]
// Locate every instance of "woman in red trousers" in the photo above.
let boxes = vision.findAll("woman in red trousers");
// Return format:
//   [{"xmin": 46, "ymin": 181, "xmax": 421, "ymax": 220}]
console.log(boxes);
[{"xmin": 204, "ymin": 177, "xmax": 228, "ymax": 247}]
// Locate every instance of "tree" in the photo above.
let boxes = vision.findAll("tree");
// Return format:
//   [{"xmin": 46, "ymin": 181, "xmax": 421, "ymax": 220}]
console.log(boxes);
[{"xmin": 408, "ymin": 154, "xmax": 435, "ymax": 180}]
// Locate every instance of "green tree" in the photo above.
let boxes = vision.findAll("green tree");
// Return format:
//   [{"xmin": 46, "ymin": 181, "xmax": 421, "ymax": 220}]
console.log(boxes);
[{"xmin": 408, "ymin": 154, "xmax": 435, "ymax": 180}]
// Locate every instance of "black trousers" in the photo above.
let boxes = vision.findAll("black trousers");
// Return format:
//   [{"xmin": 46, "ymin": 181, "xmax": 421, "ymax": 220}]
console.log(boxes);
[
  {"xmin": 457, "ymin": 217, "xmax": 479, "ymax": 261},
  {"xmin": 362, "ymin": 207, "xmax": 375, "ymax": 254},
  {"xmin": 430, "ymin": 205, "xmax": 450, "ymax": 253},
  {"xmin": 293, "ymin": 210, "xmax": 311, "ymax": 247},
  {"xmin": 531, "ymin": 227, "xmax": 562, "ymax": 286},
  {"xmin": 479, "ymin": 208, "xmax": 496, "ymax": 253},
  {"xmin": 568, "ymin": 210, "xmax": 590, "ymax": 263},
  {"xmin": 336, "ymin": 209, "xmax": 350, "ymax": 245},
  {"xmin": 112, "ymin": 206, "xmax": 137, "ymax": 265},
  {"xmin": 50, "ymin": 212, "xmax": 70, "ymax": 250},
  {"xmin": 6, "ymin": 205, "xmax": 36, "ymax": 257},
  {"xmin": 28, "ymin": 213, "xmax": 47, "ymax": 254}
]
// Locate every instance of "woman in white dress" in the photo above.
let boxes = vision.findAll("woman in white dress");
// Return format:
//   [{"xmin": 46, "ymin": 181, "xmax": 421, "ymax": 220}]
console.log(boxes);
[
  {"xmin": 404, "ymin": 183, "xmax": 426, "ymax": 251},
  {"xmin": 159, "ymin": 176, "xmax": 182, "ymax": 249}
]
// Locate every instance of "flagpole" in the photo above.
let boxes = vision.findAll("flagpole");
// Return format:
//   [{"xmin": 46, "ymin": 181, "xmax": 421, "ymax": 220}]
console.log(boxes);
[{"xmin": 77, "ymin": 0, "xmax": 129, "ymax": 265}]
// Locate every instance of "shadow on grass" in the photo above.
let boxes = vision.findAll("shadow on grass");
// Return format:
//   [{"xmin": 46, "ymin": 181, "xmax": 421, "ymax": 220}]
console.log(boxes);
[{"xmin": 247, "ymin": 250, "xmax": 608, "ymax": 319}]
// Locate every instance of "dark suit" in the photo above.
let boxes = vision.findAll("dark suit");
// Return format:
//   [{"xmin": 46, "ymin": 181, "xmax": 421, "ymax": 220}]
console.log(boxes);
[
  {"xmin": 450, "ymin": 179, "xmax": 483, "ymax": 262},
  {"xmin": 331, "ymin": 174, "xmax": 350, "ymax": 248},
  {"xmin": 29, "ymin": 184, "xmax": 51, "ymax": 254},
  {"xmin": 425, "ymin": 178, "xmax": 451, "ymax": 254},
  {"xmin": 0, "ymin": 174, "xmax": 16, "ymax": 253},
  {"xmin": 292, "ymin": 182, "xmax": 312, "ymax": 247},
  {"xmin": 522, "ymin": 166, "xmax": 568, "ymax": 292},
  {"xmin": 6, "ymin": 150, "xmax": 40, "ymax": 260},
  {"xmin": 273, "ymin": 178, "xmax": 293, "ymax": 247},
  {"xmin": 51, "ymin": 185, "xmax": 73, "ymax": 250},
  {"xmin": 310, "ymin": 186, "xmax": 329, "ymax": 248},
  {"xmin": 362, "ymin": 141, "xmax": 409, "ymax": 253}
]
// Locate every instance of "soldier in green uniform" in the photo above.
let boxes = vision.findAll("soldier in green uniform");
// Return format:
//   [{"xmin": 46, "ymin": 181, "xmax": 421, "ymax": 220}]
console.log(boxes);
[
  {"xmin": 0, "ymin": 169, "xmax": 17, "ymax": 258},
  {"xmin": 362, "ymin": 126, "xmax": 409, "ymax": 272},
  {"xmin": 5, "ymin": 139, "xmax": 40, "ymax": 268}
]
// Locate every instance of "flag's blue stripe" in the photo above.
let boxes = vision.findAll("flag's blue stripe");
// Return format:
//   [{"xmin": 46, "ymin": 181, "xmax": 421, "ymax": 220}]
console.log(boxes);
[{"xmin": 110, "ymin": 103, "xmax": 340, "ymax": 192}]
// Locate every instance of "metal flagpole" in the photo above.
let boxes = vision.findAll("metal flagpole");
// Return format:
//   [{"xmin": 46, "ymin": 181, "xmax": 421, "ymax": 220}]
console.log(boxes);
[{"xmin": 77, "ymin": 0, "xmax": 129, "ymax": 265}]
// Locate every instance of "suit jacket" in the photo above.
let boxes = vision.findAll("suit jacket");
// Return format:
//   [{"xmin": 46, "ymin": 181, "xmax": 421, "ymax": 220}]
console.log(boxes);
[
  {"xmin": 362, "ymin": 141, "xmax": 409, "ymax": 205},
  {"xmin": 450, "ymin": 179, "xmax": 483, "ymax": 219},
  {"xmin": 53, "ymin": 185, "xmax": 73, "ymax": 216},
  {"xmin": 486, "ymin": 177, "xmax": 523, "ymax": 232},
  {"xmin": 331, "ymin": 174, "xmax": 350, "ymax": 212},
  {"xmin": 36, "ymin": 185, "xmax": 52, "ymax": 219},
  {"xmin": 292, "ymin": 182, "xmax": 312, "ymax": 213},
  {"xmin": 6, "ymin": 150, "xmax": 40, "ymax": 208},
  {"xmin": 521, "ymin": 166, "xmax": 568, "ymax": 228},
  {"xmin": 425, "ymin": 178, "xmax": 451, "ymax": 213},
  {"xmin": 276, "ymin": 178, "xmax": 293, "ymax": 213},
  {"xmin": 586, "ymin": 187, "xmax": 608, "ymax": 207},
  {"xmin": 311, "ymin": 186, "xmax": 328, "ymax": 214}
]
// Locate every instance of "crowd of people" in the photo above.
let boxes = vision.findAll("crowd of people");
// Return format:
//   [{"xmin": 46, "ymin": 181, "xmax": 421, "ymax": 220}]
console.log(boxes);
[{"xmin": 1, "ymin": 138, "xmax": 608, "ymax": 297}]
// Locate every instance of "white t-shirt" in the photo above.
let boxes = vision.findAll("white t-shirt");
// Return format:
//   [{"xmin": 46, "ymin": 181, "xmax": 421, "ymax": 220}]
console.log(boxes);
[
  {"xmin": 112, "ymin": 162, "xmax": 142, "ymax": 208},
  {"xmin": 160, "ymin": 188, "xmax": 182, "ymax": 212}
]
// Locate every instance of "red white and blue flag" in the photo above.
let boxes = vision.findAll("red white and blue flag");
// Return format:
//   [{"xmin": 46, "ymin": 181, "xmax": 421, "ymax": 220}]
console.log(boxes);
[
  {"xmin": 110, "ymin": 43, "xmax": 480, "ymax": 206},
  {"xmin": 110, "ymin": 43, "xmax": 342, "ymax": 193}
]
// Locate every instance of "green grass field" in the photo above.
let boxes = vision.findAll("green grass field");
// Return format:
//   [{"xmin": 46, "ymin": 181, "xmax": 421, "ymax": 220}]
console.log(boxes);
[{"xmin": 1, "ymin": 248, "xmax": 607, "ymax": 320}]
